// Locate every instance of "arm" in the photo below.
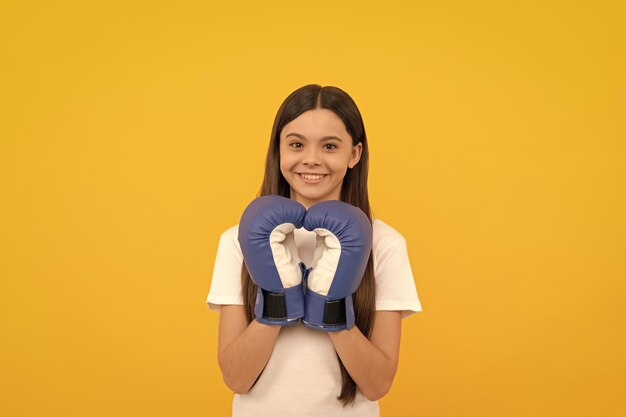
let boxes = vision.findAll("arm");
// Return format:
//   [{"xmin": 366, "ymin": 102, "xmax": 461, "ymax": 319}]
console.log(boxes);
[
  {"xmin": 217, "ymin": 305, "xmax": 282, "ymax": 394},
  {"xmin": 328, "ymin": 310, "xmax": 402, "ymax": 401}
]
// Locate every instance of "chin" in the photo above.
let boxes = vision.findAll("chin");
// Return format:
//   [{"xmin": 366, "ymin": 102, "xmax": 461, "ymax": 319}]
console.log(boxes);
[{"xmin": 296, "ymin": 190, "xmax": 326, "ymax": 199}]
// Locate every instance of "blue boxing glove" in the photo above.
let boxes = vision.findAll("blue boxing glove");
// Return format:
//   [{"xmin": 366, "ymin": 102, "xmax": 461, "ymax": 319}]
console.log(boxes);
[
  {"xmin": 238, "ymin": 195, "xmax": 310, "ymax": 326},
  {"xmin": 301, "ymin": 200, "xmax": 373, "ymax": 332}
]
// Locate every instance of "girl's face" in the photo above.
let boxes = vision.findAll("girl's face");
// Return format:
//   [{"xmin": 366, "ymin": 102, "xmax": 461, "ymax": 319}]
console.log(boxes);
[{"xmin": 279, "ymin": 108, "xmax": 362, "ymax": 209}]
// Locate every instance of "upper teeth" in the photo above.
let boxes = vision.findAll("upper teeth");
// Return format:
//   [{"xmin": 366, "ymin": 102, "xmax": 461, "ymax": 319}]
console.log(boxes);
[{"xmin": 301, "ymin": 174, "xmax": 325, "ymax": 180}]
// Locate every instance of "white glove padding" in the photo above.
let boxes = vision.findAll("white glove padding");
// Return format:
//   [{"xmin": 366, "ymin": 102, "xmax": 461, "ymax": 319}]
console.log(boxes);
[
  {"xmin": 306, "ymin": 228, "xmax": 342, "ymax": 296},
  {"xmin": 269, "ymin": 223, "xmax": 303, "ymax": 289}
]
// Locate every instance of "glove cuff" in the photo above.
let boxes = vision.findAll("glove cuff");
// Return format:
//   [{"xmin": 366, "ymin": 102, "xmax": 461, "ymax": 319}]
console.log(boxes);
[
  {"xmin": 254, "ymin": 283, "xmax": 305, "ymax": 326},
  {"xmin": 302, "ymin": 288, "xmax": 355, "ymax": 332}
]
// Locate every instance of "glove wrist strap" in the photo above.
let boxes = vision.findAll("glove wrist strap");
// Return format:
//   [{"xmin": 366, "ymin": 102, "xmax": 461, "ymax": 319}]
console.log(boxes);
[
  {"xmin": 302, "ymin": 288, "xmax": 355, "ymax": 331},
  {"xmin": 254, "ymin": 283, "xmax": 305, "ymax": 325}
]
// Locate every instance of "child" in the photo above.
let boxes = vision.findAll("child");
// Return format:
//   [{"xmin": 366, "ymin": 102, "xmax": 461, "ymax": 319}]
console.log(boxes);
[{"xmin": 206, "ymin": 84, "xmax": 422, "ymax": 417}]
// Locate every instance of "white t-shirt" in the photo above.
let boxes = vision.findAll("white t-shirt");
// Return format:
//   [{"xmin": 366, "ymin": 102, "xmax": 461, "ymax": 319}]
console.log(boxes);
[{"xmin": 206, "ymin": 218, "xmax": 422, "ymax": 417}]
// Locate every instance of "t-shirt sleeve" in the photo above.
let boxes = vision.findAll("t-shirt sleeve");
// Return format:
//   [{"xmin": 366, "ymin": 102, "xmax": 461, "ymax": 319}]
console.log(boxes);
[
  {"xmin": 374, "ymin": 232, "xmax": 423, "ymax": 319},
  {"xmin": 206, "ymin": 226, "xmax": 245, "ymax": 312}
]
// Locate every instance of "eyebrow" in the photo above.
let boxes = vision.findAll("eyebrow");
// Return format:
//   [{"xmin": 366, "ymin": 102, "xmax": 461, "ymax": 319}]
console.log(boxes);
[{"xmin": 285, "ymin": 132, "xmax": 343, "ymax": 142}]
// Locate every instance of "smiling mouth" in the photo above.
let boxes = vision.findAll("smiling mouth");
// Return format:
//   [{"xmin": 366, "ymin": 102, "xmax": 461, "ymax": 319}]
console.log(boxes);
[{"xmin": 298, "ymin": 173, "xmax": 328, "ymax": 182}]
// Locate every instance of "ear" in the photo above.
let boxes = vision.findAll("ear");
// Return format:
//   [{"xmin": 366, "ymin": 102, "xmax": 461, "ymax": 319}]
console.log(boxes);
[{"xmin": 348, "ymin": 142, "xmax": 363, "ymax": 169}]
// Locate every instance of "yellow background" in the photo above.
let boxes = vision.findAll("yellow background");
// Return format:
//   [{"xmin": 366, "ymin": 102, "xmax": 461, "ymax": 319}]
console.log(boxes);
[{"xmin": 1, "ymin": 0, "xmax": 624, "ymax": 416}]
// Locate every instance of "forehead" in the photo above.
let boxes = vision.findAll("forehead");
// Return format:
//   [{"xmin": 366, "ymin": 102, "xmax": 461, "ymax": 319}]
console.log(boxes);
[{"xmin": 280, "ymin": 108, "xmax": 349, "ymax": 138}]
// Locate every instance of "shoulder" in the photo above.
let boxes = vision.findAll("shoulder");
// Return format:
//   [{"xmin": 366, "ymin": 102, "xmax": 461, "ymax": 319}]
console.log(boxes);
[
  {"xmin": 372, "ymin": 218, "xmax": 407, "ymax": 249},
  {"xmin": 217, "ymin": 224, "xmax": 241, "ymax": 251},
  {"xmin": 221, "ymin": 224, "xmax": 239, "ymax": 239}
]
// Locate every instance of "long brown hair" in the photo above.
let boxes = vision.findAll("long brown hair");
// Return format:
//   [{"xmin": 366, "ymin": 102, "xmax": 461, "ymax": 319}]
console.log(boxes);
[{"xmin": 240, "ymin": 84, "xmax": 376, "ymax": 406}]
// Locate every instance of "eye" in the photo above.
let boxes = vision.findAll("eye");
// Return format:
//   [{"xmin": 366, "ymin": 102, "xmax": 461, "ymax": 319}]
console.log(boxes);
[
  {"xmin": 324, "ymin": 144, "xmax": 337, "ymax": 150},
  {"xmin": 289, "ymin": 142, "xmax": 303, "ymax": 149}
]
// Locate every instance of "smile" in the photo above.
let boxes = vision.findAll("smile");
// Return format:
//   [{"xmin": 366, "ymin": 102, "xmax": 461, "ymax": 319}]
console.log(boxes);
[{"xmin": 298, "ymin": 173, "xmax": 328, "ymax": 183}]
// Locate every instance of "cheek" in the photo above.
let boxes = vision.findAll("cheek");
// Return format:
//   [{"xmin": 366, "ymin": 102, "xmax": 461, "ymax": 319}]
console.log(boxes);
[
  {"xmin": 279, "ymin": 151, "xmax": 295, "ymax": 172},
  {"xmin": 327, "ymin": 155, "xmax": 350, "ymax": 173}
]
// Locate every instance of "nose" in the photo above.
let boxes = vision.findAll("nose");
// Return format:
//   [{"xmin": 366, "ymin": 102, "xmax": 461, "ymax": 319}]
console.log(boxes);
[{"xmin": 302, "ymin": 146, "xmax": 322, "ymax": 166}]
